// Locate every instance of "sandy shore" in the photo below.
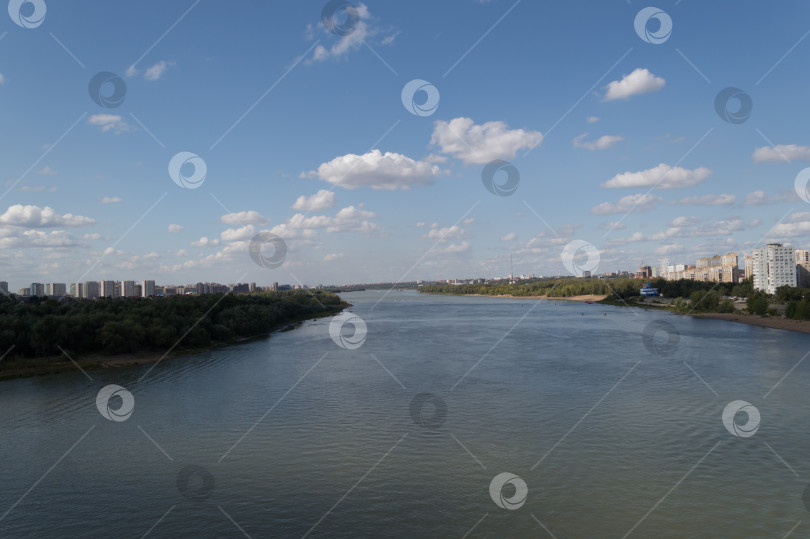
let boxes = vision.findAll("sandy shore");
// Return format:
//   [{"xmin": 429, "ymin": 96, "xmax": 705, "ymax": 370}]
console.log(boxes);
[
  {"xmin": 688, "ymin": 312, "xmax": 810, "ymax": 335},
  {"xmin": 453, "ymin": 293, "xmax": 608, "ymax": 302}
]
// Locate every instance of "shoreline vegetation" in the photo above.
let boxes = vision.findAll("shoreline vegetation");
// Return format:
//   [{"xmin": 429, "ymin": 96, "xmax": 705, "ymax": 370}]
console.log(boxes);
[
  {"xmin": 419, "ymin": 278, "xmax": 810, "ymax": 335},
  {"xmin": 0, "ymin": 290, "xmax": 348, "ymax": 381}
]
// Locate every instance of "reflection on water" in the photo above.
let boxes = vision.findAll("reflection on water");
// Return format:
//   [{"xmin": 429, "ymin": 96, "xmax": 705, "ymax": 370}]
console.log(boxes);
[{"xmin": 1, "ymin": 290, "xmax": 809, "ymax": 538}]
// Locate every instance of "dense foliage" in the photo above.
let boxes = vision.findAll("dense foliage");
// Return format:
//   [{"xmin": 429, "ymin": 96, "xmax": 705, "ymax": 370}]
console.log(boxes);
[
  {"xmin": 0, "ymin": 290, "xmax": 346, "ymax": 361},
  {"xmin": 420, "ymin": 278, "xmax": 642, "ymax": 299}
]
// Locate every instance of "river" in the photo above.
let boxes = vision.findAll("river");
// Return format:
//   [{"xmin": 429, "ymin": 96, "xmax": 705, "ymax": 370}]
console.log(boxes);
[{"xmin": 1, "ymin": 290, "xmax": 808, "ymax": 538}]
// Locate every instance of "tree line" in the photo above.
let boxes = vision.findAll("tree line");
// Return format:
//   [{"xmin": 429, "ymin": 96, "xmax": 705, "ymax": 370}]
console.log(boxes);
[{"xmin": 0, "ymin": 290, "xmax": 346, "ymax": 365}]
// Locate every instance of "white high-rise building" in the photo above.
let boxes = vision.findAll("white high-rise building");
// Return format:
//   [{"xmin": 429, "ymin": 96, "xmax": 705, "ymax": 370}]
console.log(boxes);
[
  {"xmin": 70, "ymin": 282, "xmax": 85, "ymax": 298},
  {"xmin": 142, "ymin": 280, "xmax": 155, "ymax": 297},
  {"xmin": 101, "ymin": 280, "xmax": 117, "ymax": 298},
  {"xmin": 753, "ymin": 243, "xmax": 796, "ymax": 294},
  {"xmin": 121, "ymin": 280, "xmax": 135, "ymax": 298},
  {"xmin": 45, "ymin": 283, "xmax": 66, "ymax": 296}
]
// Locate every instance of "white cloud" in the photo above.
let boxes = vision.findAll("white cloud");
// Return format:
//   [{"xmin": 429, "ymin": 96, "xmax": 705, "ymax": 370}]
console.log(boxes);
[
  {"xmin": 37, "ymin": 166, "xmax": 57, "ymax": 175},
  {"xmin": 176, "ymin": 249, "xmax": 189, "ymax": 256},
  {"xmin": 650, "ymin": 216, "xmax": 749, "ymax": 240},
  {"xmin": 144, "ymin": 61, "xmax": 170, "ymax": 81},
  {"xmin": 572, "ymin": 133, "xmax": 623, "ymax": 151},
  {"xmin": 323, "ymin": 253, "xmax": 344, "ymax": 261},
  {"xmin": 603, "ymin": 68, "xmax": 665, "ymax": 101},
  {"xmin": 125, "ymin": 65, "xmax": 139, "ymax": 78},
  {"xmin": 602, "ymin": 163, "xmax": 711, "ymax": 189},
  {"xmin": 101, "ymin": 196, "xmax": 121, "ymax": 204},
  {"xmin": 436, "ymin": 241, "xmax": 470, "ymax": 255},
  {"xmin": 168, "ymin": 224, "xmax": 184, "ymax": 234},
  {"xmin": 270, "ymin": 205, "xmax": 377, "ymax": 239},
  {"xmin": 675, "ymin": 194, "xmax": 736, "ymax": 206},
  {"xmin": 587, "ymin": 116, "xmax": 599, "ymax": 123},
  {"xmin": 220, "ymin": 210, "xmax": 270, "ymax": 226},
  {"xmin": 752, "ymin": 144, "xmax": 810, "ymax": 163},
  {"xmin": 221, "ymin": 225, "xmax": 256, "ymax": 242},
  {"xmin": 425, "ymin": 225, "xmax": 467, "ymax": 240},
  {"xmin": 0, "ymin": 228, "xmax": 83, "ymax": 249},
  {"xmin": 431, "ymin": 117, "xmax": 543, "ymax": 164},
  {"xmin": 0, "ymin": 205, "xmax": 94, "ymax": 228},
  {"xmin": 88, "ymin": 114, "xmax": 130, "ymax": 134},
  {"xmin": 744, "ymin": 190, "xmax": 797, "ymax": 205},
  {"xmin": 292, "ymin": 189, "xmax": 336, "ymax": 211},
  {"xmin": 598, "ymin": 221, "xmax": 627, "ymax": 231},
  {"xmin": 764, "ymin": 213, "xmax": 810, "ymax": 238},
  {"xmin": 655, "ymin": 243, "xmax": 685, "ymax": 255},
  {"xmin": 310, "ymin": 3, "xmax": 371, "ymax": 62},
  {"xmin": 83, "ymin": 233, "xmax": 101, "ymax": 240},
  {"xmin": 500, "ymin": 232, "xmax": 517, "ymax": 241},
  {"xmin": 590, "ymin": 193, "xmax": 660, "ymax": 215},
  {"xmin": 0, "ymin": 73, "xmax": 4, "ymax": 85},
  {"xmin": 305, "ymin": 149, "xmax": 445, "ymax": 190},
  {"xmin": 191, "ymin": 236, "xmax": 220, "ymax": 247}
]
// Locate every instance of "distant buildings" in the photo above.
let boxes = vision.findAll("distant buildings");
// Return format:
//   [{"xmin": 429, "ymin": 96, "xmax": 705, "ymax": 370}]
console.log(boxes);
[
  {"xmin": 753, "ymin": 243, "xmax": 796, "ymax": 294},
  {"xmin": 0, "ymin": 282, "xmax": 7, "ymax": 295},
  {"xmin": 45, "ymin": 283, "xmax": 66, "ymax": 296},
  {"xmin": 28, "ymin": 283, "xmax": 44, "ymax": 296},
  {"xmin": 658, "ymin": 253, "xmax": 739, "ymax": 283},
  {"xmin": 142, "ymin": 280, "xmax": 156, "ymax": 298},
  {"xmin": 796, "ymin": 249, "xmax": 810, "ymax": 287},
  {"xmin": 121, "ymin": 281, "xmax": 135, "ymax": 298}
]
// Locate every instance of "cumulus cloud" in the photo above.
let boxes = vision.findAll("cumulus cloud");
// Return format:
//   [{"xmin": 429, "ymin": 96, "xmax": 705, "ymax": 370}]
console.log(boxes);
[
  {"xmin": 292, "ymin": 189, "xmax": 336, "ymax": 211},
  {"xmin": 144, "ymin": 61, "xmax": 170, "ymax": 81},
  {"xmin": 168, "ymin": 224, "xmax": 184, "ymax": 233},
  {"xmin": 101, "ymin": 196, "xmax": 121, "ymax": 204},
  {"xmin": 603, "ymin": 68, "xmax": 665, "ymax": 101},
  {"xmin": 650, "ymin": 216, "xmax": 749, "ymax": 240},
  {"xmin": 674, "ymin": 194, "xmax": 736, "ymax": 206},
  {"xmin": 0, "ymin": 205, "xmax": 94, "ymax": 228},
  {"xmin": 500, "ymin": 232, "xmax": 517, "ymax": 241},
  {"xmin": 270, "ymin": 205, "xmax": 377, "ymax": 238},
  {"xmin": 0, "ymin": 228, "xmax": 83, "ymax": 249},
  {"xmin": 323, "ymin": 253, "xmax": 344, "ymax": 261},
  {"xmin": 37, "ymin": 166, "xmax": 57, "ymax": 175},
  {"xmin": 590, "ymin": 193, "xmax": 660, "ymax": 215},
  {"xmin": 655, "ymin": 243, "xmax": 685, "ymax": 255},
  {"xmin": 88, "ymin": 114, "xmax": 130, "ymax": 134},
  {"xmin": 425, "ymin": 224, "xmax": 467, "ymax": 240},
  {"xmin": 602, "ymin": 164, "xmax": 711, "ymax": 189},
  {"xmin": 572, "ymin": 133, "xmax": 623, "ymax": 151},
  {"xmin": 304, "ymin": 149, "xmax": 445, "ymax": 190},
  {"xmin": 587, "ymin": 116, "xmax": 599, "ymax": 123},
  {"xmin": 431, "ymin": 117, "xmax": 543, "ymax": 164},
  {"xmin": 768, "ymin": 212, "xmax": 810, "ymax": 238},
  {"xmin": 221, "ymin": 225, "xmax": 256, "ymax": 242},
  {"xmin": 191, "ymin": 236, "xmax": 220, "ymax": 247},
  {"xmin": 744, "ymin": 190, "xmax": 797, "ymax": 205},
  {"xmin": 435, "ymin": 241, "xmax": 470, "ymax": 255},
  {"xmin": 598, "ymin": 221, "xmax": 627, "ymax": 231},
  {"xmin": 752, "ymin": 144, "xmax": 810, "ymax": 163},
  {"xmin": 220, "ymin": 210, "xmax": 270, "ymax": 226},
  {"xmin": 310, "ymin": 3, "xmax": 371, "ymax": 62}
]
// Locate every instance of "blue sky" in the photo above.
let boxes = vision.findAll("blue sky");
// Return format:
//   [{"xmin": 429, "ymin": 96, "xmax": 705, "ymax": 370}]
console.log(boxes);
[{"xmin": 2, "ymin": 0, "xmax": 810, "ymax": 289}]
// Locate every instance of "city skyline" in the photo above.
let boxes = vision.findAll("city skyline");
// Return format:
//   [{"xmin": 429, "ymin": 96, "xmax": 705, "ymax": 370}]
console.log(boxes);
[{"xmin": 2, "ymin": 2, "xmax": 810, "ymax": 289}]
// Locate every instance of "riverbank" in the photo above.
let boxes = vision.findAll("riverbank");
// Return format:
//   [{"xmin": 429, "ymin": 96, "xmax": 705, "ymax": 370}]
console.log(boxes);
[
  {"xmin": 685, "ymin": 311, "xmax": 810, "ymax": 335},
  {"xmin": 427, "ymin": 292, "xmax": 609, "ymax": 302},
  {"xmin": 0, "ymin": 307, "xmax": 345, "ymax": 381}
]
